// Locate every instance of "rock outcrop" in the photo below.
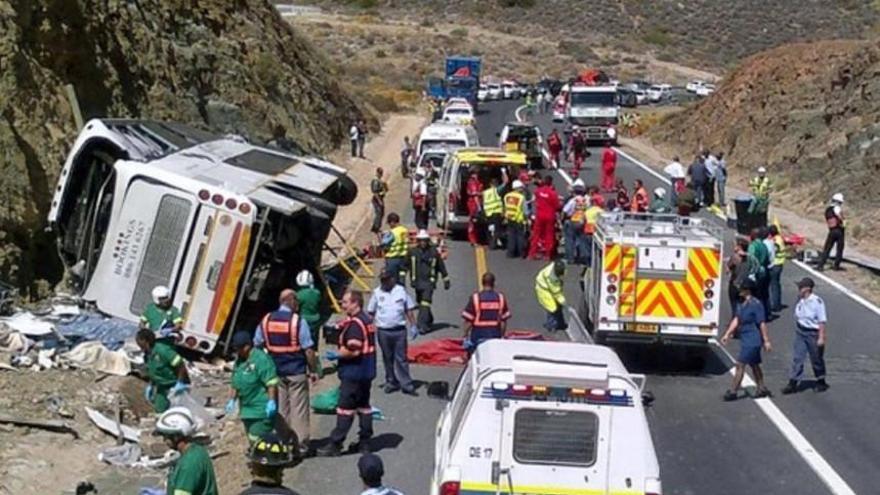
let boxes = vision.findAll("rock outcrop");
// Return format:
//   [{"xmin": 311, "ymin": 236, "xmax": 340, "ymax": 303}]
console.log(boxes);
[
  {"xmin": 649, "ymin": 39, "xmax": 880, "ymax": 250},
  {"xmin": 0, "ymin": 0, "xmax": 370, "ymax": 294}
]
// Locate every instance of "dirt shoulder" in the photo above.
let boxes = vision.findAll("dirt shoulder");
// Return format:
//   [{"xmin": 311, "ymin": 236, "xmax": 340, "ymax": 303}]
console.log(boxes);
[{"xmin": 620, "ymin": 135, "xmax": 880, "ymax": 306}]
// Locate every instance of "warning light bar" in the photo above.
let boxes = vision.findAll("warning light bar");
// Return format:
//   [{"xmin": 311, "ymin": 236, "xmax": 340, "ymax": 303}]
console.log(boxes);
[{"xmin": 483, "ymin": 382, "xmax": 633, "ymax": 407}]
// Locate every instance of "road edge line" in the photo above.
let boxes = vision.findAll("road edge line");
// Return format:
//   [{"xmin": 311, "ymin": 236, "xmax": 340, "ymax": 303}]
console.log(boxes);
[
  {"xmin": 709, "ymin": 340, "xmax": 857, "ymax": 495},
  {"xmin": 613, "ymin": 146, "xmax": 671, "ymax": 185},
  {"xmin": 791, "ymin": 260, "xmax": 880, "ymax": 316}
]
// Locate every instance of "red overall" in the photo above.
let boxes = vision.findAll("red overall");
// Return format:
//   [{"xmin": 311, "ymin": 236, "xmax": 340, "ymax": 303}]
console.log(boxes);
[
  {"xmin": 527, "ymin": 184, "xmax": 561, "ymax": 260},
  {"xmin": 547, "ymin": 132, "xmax": 562, "ymax": 168},
  {"xmin": 466, "ymin": 175, "xmax": 483, "ymax": 245},
  {"xmin": 601, "ymin": 147, "xmax": 617, "ymax": 192}
]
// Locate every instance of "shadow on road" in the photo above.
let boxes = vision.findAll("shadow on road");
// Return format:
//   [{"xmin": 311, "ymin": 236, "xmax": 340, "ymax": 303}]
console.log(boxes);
[
  {"xmin": 614, "ymin": 344, "xmax": 730, "ymax": 376},
  {"xmin": 369, "ymin": 432, "xmax": 404, "ymax": 453}
]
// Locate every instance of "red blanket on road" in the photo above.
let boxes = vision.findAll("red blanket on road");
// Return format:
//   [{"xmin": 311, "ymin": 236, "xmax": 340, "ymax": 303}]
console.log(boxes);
[{"xmin": 407, "ymin": 331, "xmax": 544, "ymax": 367}]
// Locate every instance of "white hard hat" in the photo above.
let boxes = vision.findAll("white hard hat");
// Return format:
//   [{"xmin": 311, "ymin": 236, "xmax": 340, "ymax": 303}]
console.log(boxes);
[
  {"xmin": 512, "ymin": 180, "xmax": 524, "ymax": 189},
  {"xmin": 155, "ymin": 406, "xmax": 196, "ymax": 438},
  {"xmin": 572, "ymin": 178, "xmax": 585, "ymax": 188},
  {"xmin": 832, "ymin": 193, "xmax": 844, "ymax": 203},
  {"xmin": 151, "ymin": 285, "xmax": 170, "ymax": 304},
  {"xmin": 296, "ymin": 270, "xmax": 314, "ymax": 288},
  {"xmin": 416, "ymin": 229, "xmax": 431, "ymax": 240},
  {"xmin": 654, "ymin": 187, "xmax": 666, "ymax": 197},
  {"xmin": 757, "ymin": 166, "xmax": 767, "ymax": 174}
]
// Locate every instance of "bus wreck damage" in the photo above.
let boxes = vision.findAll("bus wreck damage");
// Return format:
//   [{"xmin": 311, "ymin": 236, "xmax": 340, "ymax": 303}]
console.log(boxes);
[{"xmin": 47, "ymin": 119, "xmax": 357, "ymax": 354}]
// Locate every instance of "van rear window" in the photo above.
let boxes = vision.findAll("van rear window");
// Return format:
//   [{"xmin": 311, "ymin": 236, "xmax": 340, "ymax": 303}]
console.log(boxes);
[{"xmin": 513, "ymin": 409, "xmax": 598, "ymax": 466}]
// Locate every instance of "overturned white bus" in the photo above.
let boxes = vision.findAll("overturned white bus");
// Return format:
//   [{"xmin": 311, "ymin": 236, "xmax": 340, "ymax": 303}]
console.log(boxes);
[{"xmin": 48, "ymin": 119, "xmax": 356, "ymax": 353}]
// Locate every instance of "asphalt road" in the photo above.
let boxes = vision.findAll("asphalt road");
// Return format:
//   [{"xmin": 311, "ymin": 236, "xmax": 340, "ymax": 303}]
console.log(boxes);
[{"xmin": 292, "ymin": 100, "xmax": 880, "ymax": 495}]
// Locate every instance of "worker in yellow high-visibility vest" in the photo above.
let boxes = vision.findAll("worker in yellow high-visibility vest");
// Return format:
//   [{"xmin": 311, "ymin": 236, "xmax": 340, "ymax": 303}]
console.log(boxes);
[
  {"xmin": 381, "ymin": 212, "xmax": 409, "ymax": 283},
  {"xmin": 503, "ymin": 180, "xmax": 528, "ymax": 259},
  {"xmin": 481, "ymin": 170, "xmax": 508, "ymax": 249},
  {"xmin": 768, "ymin": 224, "xmax": 787, "ymax": 313},
  {"xmin": 583, "ymin": 202, "xmax": 604, "ymax": 266},
  {"xmin": 535, "ymin": 260, "xmax": 566, "ymax": 332}
]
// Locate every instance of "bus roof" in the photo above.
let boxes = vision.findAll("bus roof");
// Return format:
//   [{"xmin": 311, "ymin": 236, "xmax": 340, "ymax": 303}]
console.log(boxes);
[{"xmin": 452, "ymin": 147, "xmax": 527, "ymax": 165}]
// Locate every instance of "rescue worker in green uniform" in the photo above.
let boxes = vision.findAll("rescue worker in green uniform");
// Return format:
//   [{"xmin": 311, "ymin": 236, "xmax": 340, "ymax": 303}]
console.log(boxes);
[
  {"xmin": 227, "ymin": 331, "xmax": 280, "ymax": 443},
  {"xmin": 296, "ymin": 269, "xmax": 324, "ymax": 345},
  {"xmin": 156, "ymin": 406, "xmax": 218, "ymax": 495},
  {"xmin": 649, "ymin": 187, "xmax": 672, "ymax": 213},
  {"xmin": 140, "ymin": 285, "xmax": 184, "ymax": 339},
  {"xmin": 136, "ymin": 328, "xmax": 190, "ymax": 413}
]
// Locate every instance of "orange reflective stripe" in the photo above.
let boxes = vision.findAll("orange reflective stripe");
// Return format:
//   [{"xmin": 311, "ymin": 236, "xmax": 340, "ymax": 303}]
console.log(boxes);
[
  {"xmin": 338, "ymin": 316, "xmax": 376, "ymax": 355},
  {"xmin": 261, "ymin": 313, "xmax": 302, "ymax": 353}
]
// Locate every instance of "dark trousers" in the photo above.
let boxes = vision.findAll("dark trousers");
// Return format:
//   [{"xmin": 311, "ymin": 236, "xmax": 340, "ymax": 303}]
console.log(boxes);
[
  {"xmin": 756, "ymin": 273, "xmax": 771, "ymax": 320},
  {"xmin": 329, "ymin": 379, "xmax": 373, "ymax": 445},
  {"xmin": 384, "ymin": 257, "xmax": 406, "ymax": 285},
  {"xmin": 414, "ymin": 207, "xmax": 429, "ymax": 230},
  {"xmin": 789, "ymin": 327, "xmax": 826, "ymax": 382},
  {"xmin": 415, "ymin": 286, "xmax": 434, "ymax": 333},
  {"xmin": 377, "ymin": 327, "xmax": 413, "ymax": 390},
  {"xmin": 506, "ymin": 222, "xmax": 526, "ymax": 258},
  {"xmin": 357, "ymin": 138, "xmax": 366, "ymax": 158},
  {"xmin": 371, "ymin": 199, "xmax": 384, "ymax": 233},
  {"xmin": 818, "ymin": 227, "xmax": 845, "ymax": 269},
  {"xmin": 704, "ymin": 179, "xmax": 716, "ymax": 206},
  {"xmin": 768, "ymin": 264, "xmax": 783, "ymax": 311},
  {"xmin": 350, "ymin": 139, "xmax": 358, "ymax": 157}
]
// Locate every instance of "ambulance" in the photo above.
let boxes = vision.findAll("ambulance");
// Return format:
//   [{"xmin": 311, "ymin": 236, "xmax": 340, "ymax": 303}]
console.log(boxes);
[
  {"xmin": 432, "ymin": 339, "xmax": 661, "ymax": 495},
  {"xmin": 582, "ymin": 212, "xmax": 724, "ymax": 346}
]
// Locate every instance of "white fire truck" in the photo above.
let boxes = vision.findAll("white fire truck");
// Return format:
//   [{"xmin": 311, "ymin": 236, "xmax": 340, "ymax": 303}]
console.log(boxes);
[{"xmin": 581, "ymin": 213, "xmax": 724, "ymax": 347}]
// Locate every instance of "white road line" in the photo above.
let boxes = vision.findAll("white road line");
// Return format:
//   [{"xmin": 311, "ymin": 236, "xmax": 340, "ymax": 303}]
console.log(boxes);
[
  {"xmin": 514, "ymin": 104, "xmax": 527, "ymax": 123},
  {"xmin": 613, "ymin": 146, "xmax": 672, "ymax": 185},
  {"xmin": 710, "ymin": 340, "xmax": 857, "ymax": 495},
  {"xmin": 792, "ymin": 260, "xmax": 880, "ymax": 316}
]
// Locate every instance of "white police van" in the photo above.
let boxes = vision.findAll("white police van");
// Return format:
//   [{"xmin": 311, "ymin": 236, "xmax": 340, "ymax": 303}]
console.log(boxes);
[{"xmin": 432, "ymin": 339, "xmax": 661, "ymax": 495}]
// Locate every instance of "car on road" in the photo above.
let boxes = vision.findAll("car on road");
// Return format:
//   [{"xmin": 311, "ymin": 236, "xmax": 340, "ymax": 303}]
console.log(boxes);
[
  {"xmin": 617, "ymin": 87, "xmax": 638, "ymax": 107},
  {"xmin": 686, "ymin": 80, "xmax": 707, "ymax": 93},
  {"xmin": 633, "ymin": 88, "xmax": 648, "ymax": 105},
  {"xmin": 417, "ymin": 122, "xmax": 480, "ymax": 158},
  {"xmin": 498, "ymin": 121, "xmax": 545, "ymax": 169},
  {"xmin": 443, "ymin": 104, "xmax": 476, "ymax": 126},
  {"xmin": 552, "ymin": 95, "xmax": 567, "ymax": 122},
  {"xmin": 487, "ymin": 83, "xmax": 502, "ymax": 100},
  {"xmin": 446, "ymin": 97, "xmax": 473, "ymax": 109},
  {"xmin": 695, "ymin": 83, "xmax": 716, "ymax": 97},
  {"xmin": 437, "ymin": 147, "xmax": 526, "ymax": 233},
  {"xmin": 477, "ymin": 84, "xmax": 488, "ymax": 101},
  {"xmin": 432, "ymin": 339, "xmax": 661, "ymax": 495},
  {"xmin": 647, "ymin": 84, "xmax": 673, "ymax": 103},
  {"xmin": 501, "ymin": 80, "xmax": 516, "ymax": 99}
]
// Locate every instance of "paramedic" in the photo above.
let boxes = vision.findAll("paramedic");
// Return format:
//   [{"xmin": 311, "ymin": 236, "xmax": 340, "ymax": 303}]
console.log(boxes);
[
  {"xmin": 156, "ymin": 407, "xmax": 218, "ymax": 495},
  {"xmin": 528, "ymin": 175, "xmax": 561, "ymax": 260},
  {"xmin": 461, "ymin": 272, "xmax": 511, "ymax": 353},
  {"xmin": 535, "ymin": 261, "xmax": 567, "ymax": 332},
  {"xmin": 140, "ymin": 285, "xmax": 183, "ymax": 339},
  {"xmin": 227, "ymin": 331, "xmax": 280, "ymax": 443},
  {"xmin": 137, "ymin": 328, "xmax": 189, "ymax": 414}
]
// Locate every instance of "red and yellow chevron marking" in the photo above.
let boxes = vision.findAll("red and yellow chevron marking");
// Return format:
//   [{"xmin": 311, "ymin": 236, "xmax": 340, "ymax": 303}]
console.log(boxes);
[
  {"xmin": 618, "ymin": 246, "xmax": 638, "ymax": 317},
  {"xmin": 633, "ymin": 247, "xmax": 721, "ymax": 319}
]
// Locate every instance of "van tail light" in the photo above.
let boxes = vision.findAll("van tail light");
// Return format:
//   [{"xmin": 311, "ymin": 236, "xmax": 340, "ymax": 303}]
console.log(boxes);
[{"xmin": 439, "ymin": 481, "xmax": 460, "ymax": 495}]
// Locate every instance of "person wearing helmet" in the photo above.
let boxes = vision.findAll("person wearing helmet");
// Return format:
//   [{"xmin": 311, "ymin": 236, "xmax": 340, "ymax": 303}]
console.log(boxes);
[
  {"xmin": 562, "ymin": 179, "xmax": 588, "ymax": 264},
  {"xmin": 649, "ymin": 187, "xmax": 671, "ymax": 214},
  {"xmin": 816, "ymin": 193, "xmax": 845, "ymax": 272},
  {"xmin": 503, "ymin": 180, "xmax": 528, "ymax": 258},
  {"xmin": 748, "ymin": 166, "xmax": 772, "ymax": 214},
  {"xmin": 253, "ymin": 289, "xmax": 319, "ymax": 457},
  {"xmin": 140, "ymin": 285, "xmax": 183, "ymax": 338},
  {"xmin": 720, "ymin": 278, "xmax": 773, "ymax": 401},
  {"xmin": 535, "ymin": 260, "xmax": 567, "ymax": 332},
  {"xmin": 239, "ymin": 432, "xmax": 300, "ymax": 495},
  {"xmin": 137, "ymin": 328, "xmax": 190, "ymax": 413},
  {"xmin": 406, "ymin": 229, "xmax": 450, "ymax": 336},
  {"xmin": 156, "ymin": 407, "xmax": 218, "ymax": 495},
  {"xmin": 227, "ymin": 331, "xmax": 280, "ymax": 444},
  {"xmin": 295, "ymin": 270, "xmax": 324, "ymax": 344}
]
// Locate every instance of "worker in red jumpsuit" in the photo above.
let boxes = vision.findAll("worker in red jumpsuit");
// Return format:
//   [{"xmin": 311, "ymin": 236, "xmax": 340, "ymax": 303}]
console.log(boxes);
[
  {"xmin": 630, "ymin": 179, "xmax": 649, "ymax": 213},
  {"xmin": 569, "ymin": 128, "xmax": 588, "ymax": 174},
  {"xmin": 546, "ymin": 129, "xmax": 563, "ymax": 169},
  {"xmin": 466, "ymin": 171, "xmax": 483, "ymax": 245},
  {"xmin": 601, "ymin": 144, "xmax": 617, "ymax": 192},
  {"xmin": 527, "ymin": 175, "xmax": 561, "ymax": 260},
  {"xmin": 615, "ymin": 179, "xmax": 630, "ymax": 212}
]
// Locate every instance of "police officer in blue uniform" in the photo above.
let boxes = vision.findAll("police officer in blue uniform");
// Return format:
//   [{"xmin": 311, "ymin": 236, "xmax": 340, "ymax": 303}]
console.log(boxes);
[
  {"xmin": 782, "ymin": 277, "xmax": 829, "ymax": 394},
  {"xmin": 461, "ymin": 272, "xmax": 511, "ymax": 355},
  {"xmin": 317, "ymin": 290, "xmax": 377, "ymax": 457}
]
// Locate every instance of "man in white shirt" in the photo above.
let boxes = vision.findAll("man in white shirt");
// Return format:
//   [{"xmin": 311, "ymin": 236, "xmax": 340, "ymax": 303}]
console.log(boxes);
[
  {"xmin": 703, "ymin": 151, "xmax": 718, "ymax": 206},
  {"xmin": 367, "ymin": 272, "xmax": 417, "ymax": 395},
  {"xmin": 663, "ymin": 156, "xmax": 686, "ymax": 206},
  {"xmin": 349, "ymin": 122, "xmax": 359, "ymax": 158}
]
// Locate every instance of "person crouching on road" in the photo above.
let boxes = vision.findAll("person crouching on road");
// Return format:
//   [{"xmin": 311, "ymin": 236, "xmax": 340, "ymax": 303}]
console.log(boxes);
[
  {"xmin": 156, "ymin": 407, "xmax": 219, "ymax": 495},
  {"xmin": 137, "ymin": 328, "xmax": 190, "ymax": 414},
  {"xmin": 317, "ymin": 290, "xmax": 377, "ymax": 457},
  {"xmin": 461, "ymin": 272, "xmax": 510, "ymax": 355},
  {"xmin": 535, "ymin": 260, "xmax": 567, "ymax": 332},
  {"xmin": 503, "ymin": 180, "xmax": 528, "ymax": 259},
  {"xmin": 782, "ymin": 277, "xmax": 829, "ymax": 395},
  {"xmin": 720, "ymin": 279, "xmax": 772, "ymax": 401},
  {"xmin": 254, "ymin": 289, "xmax": 320, "ymax": 457},
  {"xmin": 239, "ymin": 433, "xmax": 300, "ymax": 495},
  {"xmin": 141, "ymin": 285, "xmax": 183, "ymax": 339},
  {"xmin": 358, "ymin": 453, "xmax": 406, "ymax": 495},
  {"xmin": 227, "ymin": 331, "xmax": 280, "ymax": 444},
  {"xmin": 406, "ymin": 230, "xmax": 450, "ymax": 335},
  {"xmin": 367, "ymin": 271, "xmax": 418, "ymax": 396}
]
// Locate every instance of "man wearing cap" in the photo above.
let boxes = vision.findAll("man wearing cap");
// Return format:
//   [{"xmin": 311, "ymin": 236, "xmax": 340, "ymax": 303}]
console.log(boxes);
[
  {"xmin": 749, "ymin": 166, "xmax": 772, "ymax": 213},
  {"xmin": 462, "ymin": 272, "xmax": 510, "ymax": 354},
  {"xmin": 503, "ymin": 180, "xmax": 528, "ymax": 259},
  {"xmin": 367, "ymin": 271, "xmax": 417, "ymax": 395},
  {"xmin": 816, "ymin": 193, "xmax": 845, "ymax": 272},
  {"xmin": 140, "ymin": 285, "xmax": 183, "ymax": 339},
  {"xmin": 253, "ymin": 289, "xmax": 319, "ymax": 456},
  {"xmin": 406, "ymin": 230, "xmax": 450, "ymax": 335},
  {"xmin": 227, "ymin": 331, "xmax": 280, "ymax": 444},
  {"xmin": 782, "ymin": 277, "xmax": 829, "ymax": 394},
  {"xmin": 358, "ymin": 453, "xmax": 405, "ymax": 495}
]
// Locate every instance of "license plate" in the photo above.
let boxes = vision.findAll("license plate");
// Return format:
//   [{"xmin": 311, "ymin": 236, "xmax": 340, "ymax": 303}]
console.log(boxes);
[{"xmin": 624, "ymin": 323, "xmax": 659, "ymax": 334}]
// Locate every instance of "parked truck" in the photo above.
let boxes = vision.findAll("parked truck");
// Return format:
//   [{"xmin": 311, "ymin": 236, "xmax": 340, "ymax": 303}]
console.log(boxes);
[
  {"xmin": 445, "ymin": 55, "xmax": 482, "ymax": 108},
  {"xmin": 564, "ymin": 69, "xmax": 619, "ymax": 144},
  {"xmin": 48, "ymin": 119, "xmax": 357, "ymax": 354}
]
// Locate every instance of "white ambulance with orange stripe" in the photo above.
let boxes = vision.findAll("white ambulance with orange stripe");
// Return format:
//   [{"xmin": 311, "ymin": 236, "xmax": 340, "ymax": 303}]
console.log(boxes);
[
  {"xmin": 48, "ymin": 119, "xmax": 356, "ymax": 353},
  {"xmin": 582, "ymin": 213, "xmax": 724, "ymax": 346}
]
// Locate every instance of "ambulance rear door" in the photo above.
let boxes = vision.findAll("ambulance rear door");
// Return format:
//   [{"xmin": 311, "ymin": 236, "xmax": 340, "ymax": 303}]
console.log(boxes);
[{"xmin": 496, "ymin": 398, "xmax": 611, "ymax": 495}]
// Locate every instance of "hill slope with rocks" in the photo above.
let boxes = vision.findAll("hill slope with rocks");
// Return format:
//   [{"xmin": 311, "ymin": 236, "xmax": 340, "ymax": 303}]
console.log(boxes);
[
  {"xmin": 0, "ymin": 0, "xmax": 370, "ymax": 294},
  {"xmin": 648, "ymin": 39, "xmax": 880, "ymax": 255}
]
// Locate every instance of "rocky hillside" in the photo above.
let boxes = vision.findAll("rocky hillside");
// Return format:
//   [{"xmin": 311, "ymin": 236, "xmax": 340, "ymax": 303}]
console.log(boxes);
[
  {"xmin": 0, "ymin": 0, "xmax": 370, "ymax": 295},
  {"xmin": 305, "ymin": 0, "xmax": 880, "ymax": 70},
  {"xmin": 648, "ymin": 39, "xmax": 880, "ymax": 253}
]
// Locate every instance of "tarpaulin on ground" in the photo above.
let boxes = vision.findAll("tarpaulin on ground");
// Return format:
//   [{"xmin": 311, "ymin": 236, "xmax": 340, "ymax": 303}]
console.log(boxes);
[
  {"xmin": 56, "ymin": 314, "xmax": 138, "ymax": 350},
  {"xmin": 407, "ymin": 331, "xmax": 544, "ymax": 367}
]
